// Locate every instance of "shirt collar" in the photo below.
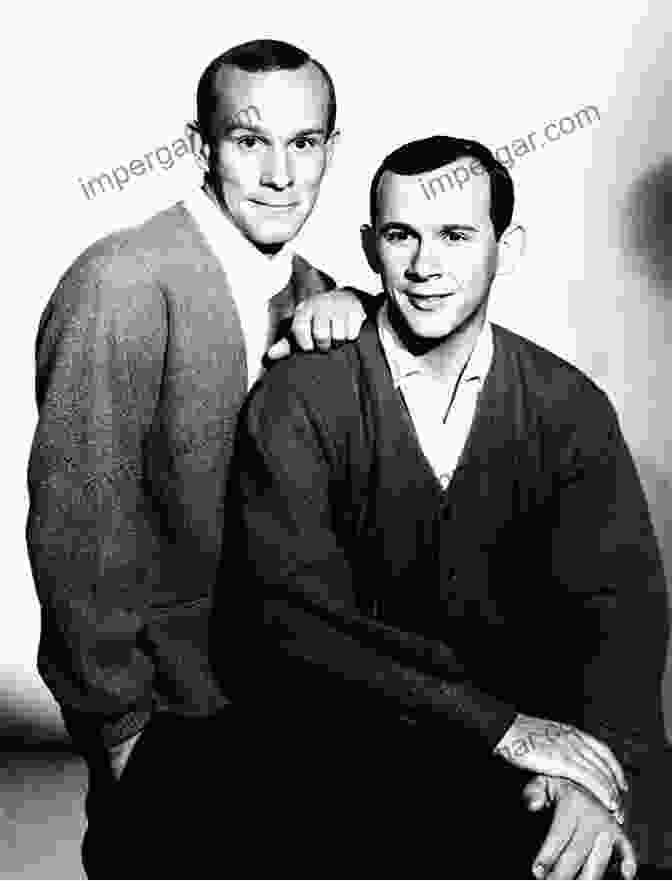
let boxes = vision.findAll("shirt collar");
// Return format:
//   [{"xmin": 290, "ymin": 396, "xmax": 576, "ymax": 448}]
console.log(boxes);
[
  {"xmin": 183, "ymin": 186, "xmax": 294, "ymax": 304},
  {"xmin": 378, "ymin": 301, "xmax": 494, "ymax": 388}
]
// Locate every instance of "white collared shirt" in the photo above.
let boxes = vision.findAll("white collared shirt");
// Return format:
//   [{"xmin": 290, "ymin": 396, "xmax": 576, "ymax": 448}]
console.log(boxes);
[
  {"xmin": 183, "ymin": 187, "xmax": 294, "ymax": 389},
  {"xmin": 378, "ymin": 304, "xmax": 494, "ymax": 490}
]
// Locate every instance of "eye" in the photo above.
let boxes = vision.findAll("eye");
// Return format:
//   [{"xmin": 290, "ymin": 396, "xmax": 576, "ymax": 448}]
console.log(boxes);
[
  {"xmin": 235, "ymin": 135, "xmax": 263, "ymax": 150},
  {"xmin": 292, "ymin": 136, "xmax": 320, "ymax": 150},
  {"xmin": 382, "ymin": 228, "xmax": 412, "ymax": 244},
  {"xmin": 441, "ymin": 229, "xmax": 470, "ymax": 242}
]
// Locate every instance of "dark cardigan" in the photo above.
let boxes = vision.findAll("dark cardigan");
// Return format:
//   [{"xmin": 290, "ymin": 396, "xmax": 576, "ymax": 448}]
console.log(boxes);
[
  {"xmin": 224, "ymin": 317, "xmax": 670, "ymax": 845},
  {"xmin": 26, "ymin": 202, "xmax": 334, "ymax": 749}
]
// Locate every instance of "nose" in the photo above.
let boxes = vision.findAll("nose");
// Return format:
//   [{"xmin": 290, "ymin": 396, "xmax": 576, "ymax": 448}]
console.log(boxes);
[
  {"xmin": 406, "ymin": 240, "xmax": 443, "ymax": 282},
  {"xmin": 261, "ymin": 146, "xmax": 294, "ymax": 190}
]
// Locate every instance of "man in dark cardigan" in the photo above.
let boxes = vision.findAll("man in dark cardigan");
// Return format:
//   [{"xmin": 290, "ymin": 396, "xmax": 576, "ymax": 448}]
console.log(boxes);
[
  {"xmin": 223, "ymin": 137, "xmax": 670, "ymax": 878},
  {"xmin": 26, "ymin": 40, "xmax": 369, "ymax": 878}
]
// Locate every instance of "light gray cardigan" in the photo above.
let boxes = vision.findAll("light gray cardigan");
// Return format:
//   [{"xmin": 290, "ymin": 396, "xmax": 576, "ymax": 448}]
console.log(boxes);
[{"xmin": 27, "ymin": 201, "xmax": 334, "ymax": 749}]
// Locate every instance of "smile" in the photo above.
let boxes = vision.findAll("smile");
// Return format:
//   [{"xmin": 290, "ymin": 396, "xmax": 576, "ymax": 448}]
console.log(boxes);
[
  {"xmin": 405, "ymin": 292, "xmax": 455, "ymax": 309},
  {"xmin": 249, "ymin": 200, "xmax": 299, "ymax": 211}
]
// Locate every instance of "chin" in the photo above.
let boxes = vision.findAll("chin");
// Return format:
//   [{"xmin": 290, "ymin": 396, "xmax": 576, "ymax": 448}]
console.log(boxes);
[
  {"xmin": 409, "ymin": 321, "xmax": 459, "ymax": 340},
  {"xmin": 244, "ymin": 226, "xmax": 293, "ymax": 249},
  {"xmin": 254, "ymin": 218, "xmax": 305, "ymax": 246},
  {"xmin": 397, "ymin": 307, "xmax": 459, "ymax": 340}
]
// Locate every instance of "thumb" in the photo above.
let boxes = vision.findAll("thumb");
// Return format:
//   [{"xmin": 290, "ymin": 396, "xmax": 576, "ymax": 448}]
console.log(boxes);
[
  {"xmin": 266, "ymin": 338, "xmax": 291, "ymax": 361},
  {"xmin": 523, "ymin": 775, "xmax": 551, "ymax": 811}
]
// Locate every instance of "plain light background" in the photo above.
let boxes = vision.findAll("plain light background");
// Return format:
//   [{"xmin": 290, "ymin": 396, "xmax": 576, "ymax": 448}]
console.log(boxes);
[{"xmin": 4, "ymin": 0, "xmax": 671, "ymax": 739}]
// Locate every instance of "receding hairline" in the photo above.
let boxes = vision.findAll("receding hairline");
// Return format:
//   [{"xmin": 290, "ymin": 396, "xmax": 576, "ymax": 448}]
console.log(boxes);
[
  {"xmin": 197, "ymin": 42, "xmax": 337, "ymax": 139},
  {"xmin": 211, "ymin": 57, "xmax": 330, "ymax": 100}
]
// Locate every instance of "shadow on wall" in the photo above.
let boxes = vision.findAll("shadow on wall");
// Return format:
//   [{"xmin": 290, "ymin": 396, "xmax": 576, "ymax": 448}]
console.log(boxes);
[{"xmin": 623, "ymin": 155, "xmax": 672, "ymax": 293}]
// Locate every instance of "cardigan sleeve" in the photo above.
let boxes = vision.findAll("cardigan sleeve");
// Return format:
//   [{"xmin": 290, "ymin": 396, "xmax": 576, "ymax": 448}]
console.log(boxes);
[
  {"xmin": 547, "ymin": 384, "xmax": 670, "ymax": 775},
  {"xmin": 222, "ymin": 357, "xmax": 517, "ymax": 748},
  {"xmin": 26, "ymin": 247, "xmax": 167, "ymax": 749}
]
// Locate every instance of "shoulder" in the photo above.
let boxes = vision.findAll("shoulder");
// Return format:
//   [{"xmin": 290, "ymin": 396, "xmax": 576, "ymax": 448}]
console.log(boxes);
[
  {"xmin": 492, "ymin": 323, "xmax": 616, "ymax": 421},
  {"xmin": 246, "ymin": 323, "xmax": 377, "ymax": 430},
  {"xmin": 45, "ymin": 204, "xmax": 195, "ymax": 327}
]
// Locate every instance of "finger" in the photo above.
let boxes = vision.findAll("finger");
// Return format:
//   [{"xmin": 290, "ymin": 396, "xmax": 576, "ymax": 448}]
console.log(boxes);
[
  {"xmin": 523, "ymin": 776, "xmax": 551, "ymax": 812},
  {"xmin": 517, "ymin": 744, "xmax": 618, "ymax": 812},
  {"xmin": 312, "ymin": 314, "xmax": 332, "ymax": 352},
  {"xmin": 291, "ymin": 306, "xmax": 315, "ymax": 351},
  {"xmin": 542, "ymin": 743, "xmax": 619, "ymax": 812},
  {"xmin": 568, "ymin": 731, "xmax": 624, "ymax": 795},
  {"xmin": 562, "ymin": 764, "xmax": 618, "ymax": 814},
  {"xmin": 346, "ymin": 301, "xmax": 366, "ymax": 340},
  {"xmin": 344, "ymin": 310, "xmax": 360, "ymax": 341},
  {"xmin": 266, "ymin": 338, "xmax": 291, "ymax": 361},
  {"xmin": 330, "ymin": 316, "xmax": 348, "ymax": 344},
  {"xmin": 576, "ymin": 731, "xmax": 628, "ymax": 792},
  {"xmin": 347, "ymin": 310, "xmax": 365, "ymax": 340},
  {"xmin": 614, "ymin": 832, "xmax": 637, "ymax": 880},
  {"xmin": 533, "ymin": 806, "xmax": 578, "ymax": 879},
  {"xmin": 578, "ymin": 830, "xmax": 614, "ymax": 879},
  {"xmin": 547, "ymin": 832, "xmax": 592, "ymax": 880}
]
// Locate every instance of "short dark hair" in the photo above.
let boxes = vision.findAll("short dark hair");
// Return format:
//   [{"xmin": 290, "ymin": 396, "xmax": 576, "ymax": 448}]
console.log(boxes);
[
  {"xmin": 369, "ymin": 136, "xmax": 514, "ymax": 239},
  {"xmin": 197, "ymin": 39, "xmax": 336, "ymax": 142}
]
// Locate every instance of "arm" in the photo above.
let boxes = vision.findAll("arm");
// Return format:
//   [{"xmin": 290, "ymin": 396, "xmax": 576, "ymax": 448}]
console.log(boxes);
[
  {"xmin": 26, "ymin": 251, "xmax": 166, "ymax": 751},
  {"xmin": 548, "ymin": 387, "xmax": 669, "ymax": 775},
  {"xmin": 544, "ymin": 385, "xmax": 671, "ymax": 864}
]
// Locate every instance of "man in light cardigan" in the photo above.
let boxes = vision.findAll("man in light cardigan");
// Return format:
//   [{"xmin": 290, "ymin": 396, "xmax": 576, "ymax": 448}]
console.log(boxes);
[{"xmin": 26, "ymin": 39, "xmax": 369, "ymax": 878}]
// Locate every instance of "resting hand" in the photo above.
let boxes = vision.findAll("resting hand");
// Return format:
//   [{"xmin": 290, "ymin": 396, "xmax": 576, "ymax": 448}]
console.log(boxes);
[
  {"xmin": 266, "ymin": 288, "xmax": 367, "ymax": 360},
  {"xmin": 523, "ymin": 776, "xmax": 637, "ymax": 879},
  {"xmin": 495, "ymin": 713, "xmax": 627, "ymax": 814}
]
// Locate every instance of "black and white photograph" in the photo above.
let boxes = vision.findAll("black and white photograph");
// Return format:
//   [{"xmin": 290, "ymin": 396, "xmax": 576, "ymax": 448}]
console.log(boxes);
[{"xmin": 3, "ymin": 1, "xmax": 672, "ymax": 877}]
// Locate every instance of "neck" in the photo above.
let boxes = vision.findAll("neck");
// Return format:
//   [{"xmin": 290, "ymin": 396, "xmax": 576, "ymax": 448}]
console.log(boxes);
[{"xmin": 388, "ymin": 300, "xmax": 488, "ymax": 384}]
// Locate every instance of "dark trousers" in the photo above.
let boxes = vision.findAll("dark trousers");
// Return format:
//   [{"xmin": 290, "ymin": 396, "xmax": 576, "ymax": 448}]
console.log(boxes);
[
  {"xmin": 84, "ymin": 708, "xmax": 642, "ymax": 878},
  {"xmin": 82, "ymin": 710, "xmax": 258, "ymax": 879}
]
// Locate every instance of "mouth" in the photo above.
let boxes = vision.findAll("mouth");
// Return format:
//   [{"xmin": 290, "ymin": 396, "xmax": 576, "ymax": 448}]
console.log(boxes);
[
  {"xmin": 404, "ymin": 291, "xmax": 456, "ymax": 310},
  {"xmin": 249, "ymin": 199, "xmax": 299, "ymax": 212}
]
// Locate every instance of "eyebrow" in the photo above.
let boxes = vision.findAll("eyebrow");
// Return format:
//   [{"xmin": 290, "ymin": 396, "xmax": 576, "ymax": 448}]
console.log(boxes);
[
  {"xmin": 378, "ymin": 222, "xmax": 480, "ymax": 235},
  {"xmin": 378, "ymin": 221, "xmax": 418, "ymax": 236},
  {"xmin": 440, "ymin": 224, "xmax": 480, "ymax": 234},
  {"xmin": 288, "ymin": 127, "xmax": 327, "ymax": 139},
  {"xmin": 223, "ymin": 123, "xmax": 327, "ymax": 140}
]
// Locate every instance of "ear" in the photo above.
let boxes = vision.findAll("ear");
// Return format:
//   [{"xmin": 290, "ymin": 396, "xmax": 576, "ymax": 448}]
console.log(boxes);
[
  {"xmin": 323, "ymin": 128, "xmax": 341, "ymax": 172},
  {"xmin": 185, "ymin": 121, "xmax": 211, "ymax": 174},
  {"xmin": 360, "ymin": 224, "xmax": 380, "ymax": 274},
  {"xmin": 495, "ymin": 223, "xmax": 526, "ymax": 276}
]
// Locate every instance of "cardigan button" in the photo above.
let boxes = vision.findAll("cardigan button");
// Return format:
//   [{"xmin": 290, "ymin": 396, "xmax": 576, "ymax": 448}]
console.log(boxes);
[
  {"xmin": 445, "ymin": 567, "xmax": 457, "ymax": 581},
  {"xmin": 439, "ymin": 473, "xmax": 451, "ymax": 490}
]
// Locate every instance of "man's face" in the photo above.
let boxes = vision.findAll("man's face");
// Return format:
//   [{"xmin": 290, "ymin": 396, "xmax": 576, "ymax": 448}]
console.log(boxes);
[
  {"xmin": 203, "ymin": 62, "xmax": 335, "ymax": 250},
  {"xmin": 370, "ymin": 161, "xmax": 500, "ymax": 340}
]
